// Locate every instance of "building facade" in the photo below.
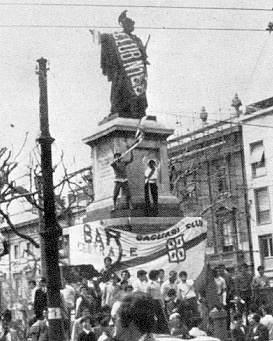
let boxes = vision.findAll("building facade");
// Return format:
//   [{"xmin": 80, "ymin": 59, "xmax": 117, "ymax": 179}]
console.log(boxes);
[
  {"xmin": 241, "ymin": 99, "xmax": 273, "ymax": 277},
  {"xmin": 168, "ymin": 119, "xmax": 253, "ymax": 270},
  {"xmin": 0, "ymin": 167, "xmax": 93, "ymax": 309}
]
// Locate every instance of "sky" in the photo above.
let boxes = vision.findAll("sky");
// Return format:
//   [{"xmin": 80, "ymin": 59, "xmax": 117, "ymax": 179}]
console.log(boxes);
[{"xmin": 1, "ymin": 0, "xmax": 273, "ymax": 185}]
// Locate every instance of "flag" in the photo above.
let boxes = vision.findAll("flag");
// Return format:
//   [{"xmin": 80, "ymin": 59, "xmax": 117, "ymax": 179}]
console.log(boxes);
[
  {"xmin": 65, "ymin": 217, "xmax": 207, "ymax": 281},
  {"xmin": 89, "ymin": 29, "xmax": 101, "ymax": 44}
]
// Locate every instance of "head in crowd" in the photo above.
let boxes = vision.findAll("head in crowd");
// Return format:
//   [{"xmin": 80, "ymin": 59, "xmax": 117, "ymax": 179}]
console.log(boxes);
[
  {"xmin": 97, "ymin": 312, "xmax": 111, "ymax": 328},
  {"xmin": 42, "ymin": 309, "xmax": 48, "ymax": 321},
  {"xmin": 99, "ymin": 305, "xmax": 111, "ymax": 324},
  {"xmin": 148, "ymin": 159, "xmax": 156, "ymax": 169},
  {"xmin": 249, "ymin": 303, "xmax": 259, "ymax": 315},
  {"xmin": 233, "ymin": 313, "xmax": 243, "ymax": 327},
  {"xmin": 179, "ymin": 271, "xmax": 188, "ymax": 282},
  {"xmin": 189, "ymin": 317, "xmax": 203, "ymax": 329},
  {"xmin": 169, "ymin": 270, "xmax": 177, "ymax": 283},
  {"xmin": 258, "ymin": 265, "xmax": 265, "ymax": 277},
  {"xmin": 212, "ymin": 267, "xmax": 220, "ymax": 278},
  {"xmin": 114, "ymin": 293, "xmax": 156, "ymax": 341},
  {"xmin": 104, "ymin": 257, "xmax": 112, "ymax": 268},
  {"xmin": 158, "ymin": 269, "xmax": 165, "ymax": 281},
  {"xmin": 80, "ymin": 285, "xmax": 88, "ymax": 297},
  {"xmin": 28, "ymin": 280, "xmax": 36, "ymax": 289},
  {"xmin": 126, "ymin": 285, "xmax": 134, "ymax": 293},
  {"xmin": 168, "ymin": 313, "xmax": 188, "ymax": 337},
  {"xmin": 240, "ymin": 263, "xmax": 248, "ymax": 273},
  {"xmin": 2, "ymin": 309, "xmax": 12, "ymax": 323},
  {"xmin": 262, "ymin": 304, "xmax": 273, "ymax": 316},
  {"xmin": 39, "ymin": 277, "xmax": 47, "ymax": 289},
  {"xmin": 149, "ymin": 270, "xmax": 159, "ymax": 281},
  {"xmin": 120, "ymin": 280, "xmax": 128, "ymax": 291},
  {"xmin": 217, "ymin": 264, "xmax": 226, "ymax": 277},
  {"xmin": 121, "ymin": 270, "xmax": 131, "ymax": 281},
  {"xmin": 137, "ymin": 270, "xmax": 147, "ymax": 282},
  {"xmin": 81, "ymin": 307, "xmax": 91, "ymax": 318},
  {"xmin": 113, "ymin": 153, "xmax": 122, "ymax": 161},
  {"xmin": 249, "ymin": 313, "xmax": 261, "ymax": 326},
  {"xmin": 167, "ymin": 289, "xmax": 177, "ymax": 301},
  {"xmin": 80, "ymin": 315, "xmax": 94, "ymax": 330},
  {"xmin": 110, "ymin": 273, "xmax": 120, "ymax": 285}
]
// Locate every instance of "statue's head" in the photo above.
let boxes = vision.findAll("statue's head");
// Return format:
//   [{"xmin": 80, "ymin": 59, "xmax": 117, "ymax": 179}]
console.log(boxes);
[{"xmin": 118, "ymin": 10, "xmax": 135, "ymax": 34}]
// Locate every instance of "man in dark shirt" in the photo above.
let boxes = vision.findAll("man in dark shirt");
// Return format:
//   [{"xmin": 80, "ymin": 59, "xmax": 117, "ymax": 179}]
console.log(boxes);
[
  {"xmin": 247, "ymin": 313, "xmax": 269, "ymax": 341},
  {"xmin": 111, "ymin": 151, "xmax": 134, "ymax": 210},
  {"xmin": 34, "ymin": 278, "xmax": 47, "ymax": 320},
  {"xmin": 234, "ymin": 263, "xmax": 253, "ymax": 316},
  {"xmin": 231, "ymin": 313, "xmax": 247, "ymax": 341}
]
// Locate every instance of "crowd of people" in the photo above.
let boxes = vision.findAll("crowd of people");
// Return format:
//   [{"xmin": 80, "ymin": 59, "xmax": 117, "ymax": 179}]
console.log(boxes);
[{"xmin": 0, "ymin": 258, "xmax": 272, "ymax": 341}]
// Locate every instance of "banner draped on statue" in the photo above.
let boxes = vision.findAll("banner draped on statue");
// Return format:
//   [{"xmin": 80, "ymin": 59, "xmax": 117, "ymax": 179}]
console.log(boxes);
[
  {"xmin": 67, "ymin": 217, "xmax": 207, "ymax": 280},
  {"xmin": 101, "ymin": 32, "xmax": 147, "ymax": 98}
]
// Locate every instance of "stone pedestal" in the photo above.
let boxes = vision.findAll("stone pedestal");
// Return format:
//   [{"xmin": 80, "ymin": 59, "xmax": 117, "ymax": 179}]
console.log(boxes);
[{"xmin": 82, "ymin": 115, "xmax": 182, "ymax": 223}]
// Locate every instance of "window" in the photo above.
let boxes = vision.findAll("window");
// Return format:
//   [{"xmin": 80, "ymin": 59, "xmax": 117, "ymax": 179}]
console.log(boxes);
[
  {"xmin": 259, "ymin": 235, "xmax": 273, "ymax": 269},
  {"xmin": 212, "ymin": 160, "xmax": 229, "ymax": 195},
  {"xmin": 216, "ymin": 167, "xmax": 228, "ymax": 193},
  {"xmin": 13, "ymin": 273, "xmax": 22, "ymax": 297},
  {"xmin": 250, "ymin": 141, "xmax": 266, "ymax": 177},
  {"xmin": 255, "ymin": 187, "xmax": 271, "ymax": 225},
  {"xmin": 222, "ymin": 220, "xmax": 234, "ymax": 252},
  {"xmin": 216, "ymin": 208, "xmax": 234, "ymax": 253},
  {"xmin": 14, "ymin": 245, "xmax": 19, "ymax": 259}
]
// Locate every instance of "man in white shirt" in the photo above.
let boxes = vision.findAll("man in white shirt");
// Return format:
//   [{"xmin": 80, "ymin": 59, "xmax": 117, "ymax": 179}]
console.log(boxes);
[
  {"xmin": 28, "ymin": 279, "xmax": 37, "ymax": 317},
  {"xmin": 144, "ymin": 159, "xmax": 160, "ymax": 216},
  {"xmin": 61, "ymin": 278, "xmax": 76, "ymax": 339},
  {"xmin": 161, "ymin": 270, "xmax": 178, "ymax": 303},
  {"xmin": 261, "ymin": 305, "xmax": 273, "ymax": 341},
  {"xmin": 177, "ymin": 271, "xmax": 198, "ymax": 326},
  {"xmin": 133, "ymin": 270, "xmax": 148, "ymax": 293},
  {"xmin": 61, "ymin": 279, "xmax": 76, "ymax": 309}
]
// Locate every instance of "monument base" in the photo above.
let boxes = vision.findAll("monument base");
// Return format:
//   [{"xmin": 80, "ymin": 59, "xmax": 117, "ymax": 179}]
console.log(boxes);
[{"xmin": 83, "ymin": 115, "xmax": 182, "ymax": 225}]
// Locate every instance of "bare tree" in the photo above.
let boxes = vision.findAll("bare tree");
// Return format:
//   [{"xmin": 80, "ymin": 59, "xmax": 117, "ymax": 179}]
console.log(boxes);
[{"xmin": 0, "ymin": 146, "xmax": 92, "ymax": 251}]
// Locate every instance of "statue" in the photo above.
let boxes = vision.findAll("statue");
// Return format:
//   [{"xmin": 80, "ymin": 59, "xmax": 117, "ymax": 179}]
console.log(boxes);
[{"xmin": 100, "ymin": 11, "xmax": 149, "ymax": 119}]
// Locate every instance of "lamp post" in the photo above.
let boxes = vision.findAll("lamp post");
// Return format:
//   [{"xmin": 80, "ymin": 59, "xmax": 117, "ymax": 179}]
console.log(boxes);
[{"xmin": 36, "ymin": 57, "xmax": 64, "ymax": 341}]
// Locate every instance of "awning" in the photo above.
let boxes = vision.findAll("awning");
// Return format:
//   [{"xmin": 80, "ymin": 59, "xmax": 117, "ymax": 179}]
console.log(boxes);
[{"xmin": 250, "ymin": 144, "xmax": 264, "ymax": 164}]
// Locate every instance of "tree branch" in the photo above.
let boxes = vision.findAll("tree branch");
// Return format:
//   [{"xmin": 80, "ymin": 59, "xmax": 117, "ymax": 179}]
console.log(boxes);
[{"xmin": 0, "ymin": 208, "xmax": 40, "ymax": 248}]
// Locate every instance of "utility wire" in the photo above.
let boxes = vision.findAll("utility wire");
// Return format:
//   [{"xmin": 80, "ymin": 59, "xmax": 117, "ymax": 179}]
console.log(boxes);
[
  {"xmin": 245, "ymin": 35, "xmax": 271, "ymax": 94},
  {"xmin": 0, "ymin": 2, "xmax": 272, "ymax": 12},
  {"xmin": 0, "ymin": 24, "xmax": 266, "ymax": 31},
  {"xmin": 163, "ymin": 111, "xmax": 273, "ymax": 129}
]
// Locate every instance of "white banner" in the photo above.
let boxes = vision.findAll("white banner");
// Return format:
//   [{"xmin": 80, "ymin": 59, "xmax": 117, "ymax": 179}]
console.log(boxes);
[{"xmin": 66, "ymin": 217, "xmax": 207, "ymax": 279}]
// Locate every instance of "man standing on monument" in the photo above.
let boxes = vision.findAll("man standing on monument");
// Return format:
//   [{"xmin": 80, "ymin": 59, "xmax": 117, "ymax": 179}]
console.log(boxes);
[
  {"xmin": 111, "ymin": 151, "xmax": 134, "ymax": 210},
  {"xmin": 100, "ymin": 10, "xmax": 149, "ymax": 118}
]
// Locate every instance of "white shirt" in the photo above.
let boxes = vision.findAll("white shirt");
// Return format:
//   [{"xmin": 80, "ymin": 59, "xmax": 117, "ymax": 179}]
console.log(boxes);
[
  {"xmin": 189, "ymin": 327, "xmax": 207, "ymax": 337},
  {"xmin": 145, "ymin": 166, "xmax": 159, "ymax": 183},
  {"xmin": 61, "ymin": 284, "xmax": 75, "ymax": 309},
  {"xmin": 30, "ymin": 286, "xmax": 38, "ymax": 304},
  {"xmin": 133, "ymin": 278, "xmax": 148, "ymax": 293},
  {"xmin": 147, "ymin": 280, "xmax": 162, "ymax": 300},
  {"xmin": 261, "ymin": 314, "xmax": 273, "ymax": 340},
  {"xmin": 161, "ymin": 280, "xmax": 178, "ymax": 301},
  {"xmin": 177, "ymin": 279, "xmax": 196, "ymax": 300}
]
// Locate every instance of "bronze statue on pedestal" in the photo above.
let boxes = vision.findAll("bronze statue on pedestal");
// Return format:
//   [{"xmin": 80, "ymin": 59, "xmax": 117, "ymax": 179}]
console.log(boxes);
[{"xmin": 100, "ymin": 11, "xmax": 149, "ymax": 119}]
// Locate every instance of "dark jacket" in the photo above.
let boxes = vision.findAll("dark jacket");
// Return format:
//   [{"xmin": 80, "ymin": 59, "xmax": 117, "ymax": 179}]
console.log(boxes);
[
  {"xmin": 78, "ymin": 330, "xmax": 96, "ymax": 341},
  {"xmin": 247, "ymin": 323, "xmax": 269, "ymax": 341},
  {"xmin": 34, "ymin": 289, "xmax": 47, "ymax": 319},
  {"xmin": 231, "ymin": 325, "xmax": 247, "ymax": 341}
]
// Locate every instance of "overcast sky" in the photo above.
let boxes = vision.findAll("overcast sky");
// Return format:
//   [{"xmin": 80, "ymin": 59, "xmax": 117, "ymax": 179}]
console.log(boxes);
[{"xmin": 1, "ymin": 0, "xmax": 273, "ymax": 183}]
